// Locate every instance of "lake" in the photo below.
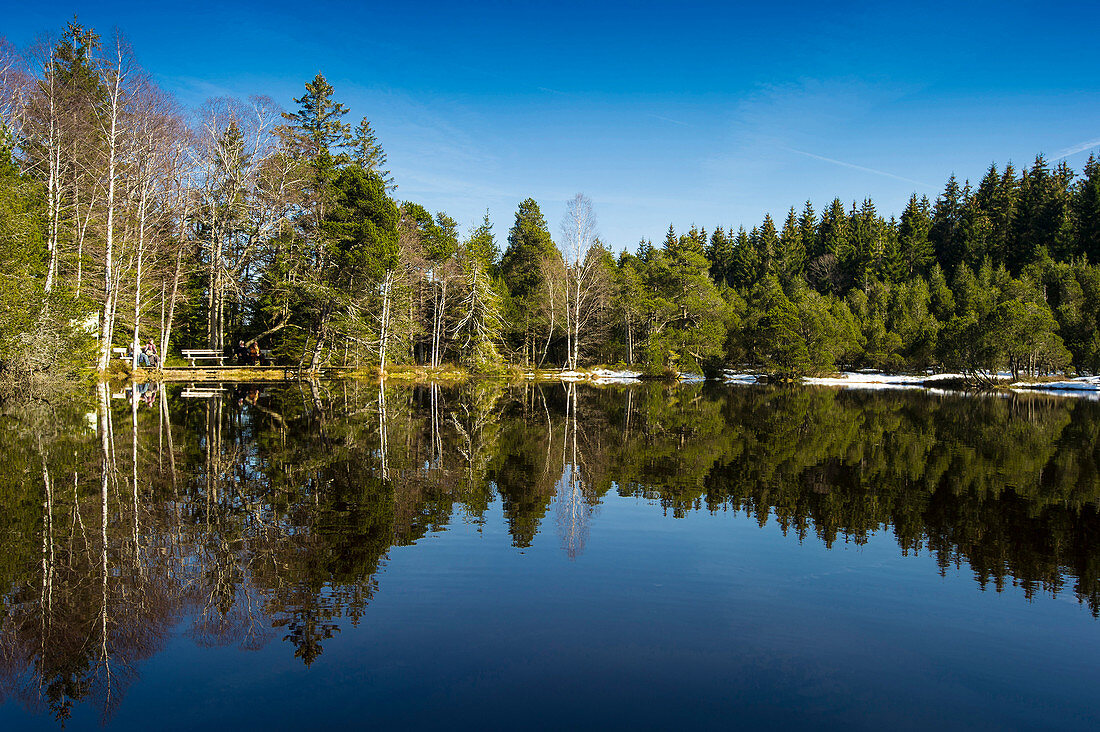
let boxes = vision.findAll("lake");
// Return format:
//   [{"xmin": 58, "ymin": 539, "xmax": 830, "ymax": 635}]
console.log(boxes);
[{"xmin": 1, "ymin": 381, "xmax": 1099, "ymax": 730}]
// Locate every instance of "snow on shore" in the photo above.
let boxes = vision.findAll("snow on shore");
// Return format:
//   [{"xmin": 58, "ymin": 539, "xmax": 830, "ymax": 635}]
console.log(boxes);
[
  {"xmin": 569, "ymin": 368, "xmax": 1100, "ymax": 398},
  {"xmin": 1018, "ymin": 376, "xmax": 1100, "ymax": 391},
  {"xmin": 804, "ymin": 372, "xmax": 965, "ymax": 389},
  {"xmin": 806, "ymin": 371, "xmax": 1100, "ymax": 399},
  {"xmin": 1013, "ymin": 376, "xmax": 1100, "ymax": 400},
  {"xmin": 590, "ymin": 368, "xmax": 642, "ymax": 383},
  {"xmin": 723, "ymin": 371, "xmax": 763, "ymax": 384}
]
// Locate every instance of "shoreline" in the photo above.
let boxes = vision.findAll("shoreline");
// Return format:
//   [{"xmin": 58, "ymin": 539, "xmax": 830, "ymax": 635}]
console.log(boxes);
[{"xmin": 102, "ymin": 364, "xmax": 1100, "ymax": 398}]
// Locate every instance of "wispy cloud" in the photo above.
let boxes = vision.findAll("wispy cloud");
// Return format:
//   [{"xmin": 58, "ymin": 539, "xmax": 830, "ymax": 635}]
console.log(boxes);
[
  {"xmin": 648, "ymin": 113, "xmax": 691, "ymax": 127},
  {"xmin": 781, "ymin": 147, "xmax": 932, "ymax": 188},
  {"xmin": 1053, "ymin": 138, "xmax": 1100, "ymax": 161}
]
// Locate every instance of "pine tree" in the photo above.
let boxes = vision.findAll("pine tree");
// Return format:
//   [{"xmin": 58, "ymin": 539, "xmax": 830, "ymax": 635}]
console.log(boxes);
[
  {"xmin": 1011, "ymin": 155, "xmax": 1072, "ymax": 271},
  {"xmin": 729, "ymin": 226, "xmax": 759, "ymax": 290},
  {"xmin": 847, "ymin": 198, "xmax": 883, "ymax": 288},
  {"xmin": 286, "ymin": 72, "xmax": 351, "ymax": 154},
  {"xmin": 778, "ymin": 206, "xmax": 805, "ymax": 286},
  {"xmin": 663, "ymin": 223, "xmax": 677, "ymax": 250},
  {"xmin": 351, "ymin": 117, "xmax": 395, "ymax": 191},
  {"xmin": 930, "ymin": 175, "xmax": 965, "ymax": 272},
  {"xmin": 898, "ymin": 194, "xmax": 934, "ymax": 277},
  {"xmin": 758, "ymin": 214, "xmax": 780, "ymax": 278},
  {"xmin": 1073, "ymin": 154, "xmax": 1100, "ymax": 263},
  {"xmin": 744, "ymin": 276, "xmax": 811, "ymax": 375},
  {"xmin": 706, "ymin": 227, "xmax": 734, "ymax": 286},
  {"xmin": 467, "ymin": 210, "xmax": 500, "ymax": 269},
  {"xmin": 809, "ymin": 198, "xmax": 850, "ymax": 292},
  {"xmin": 878, "ymin": 217, "xmax": 905, "ymax": 284},
  {"xmin": 284, "ymin": 72, "xmax": 351, "ymax": 202},
  {"xmin": 799, "ymin": 200, "xmax": 818, "ymax": 259},
  {"xmin": 454, "ymin": 212, "xmax": 504, "ymax": 367},
  {"xmin": 501, "ymin": 198, "xmax": 559, "ymax": 363}
]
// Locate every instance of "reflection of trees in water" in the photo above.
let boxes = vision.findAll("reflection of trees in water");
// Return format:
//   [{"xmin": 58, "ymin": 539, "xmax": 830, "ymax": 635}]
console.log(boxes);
[
  {"xmin": 554, "ymin": 382, "xmax": 601, "ymax": 560},
  {"xmin": 3, "ymin": 382, "xmax": 1100, "ymax": 722}
]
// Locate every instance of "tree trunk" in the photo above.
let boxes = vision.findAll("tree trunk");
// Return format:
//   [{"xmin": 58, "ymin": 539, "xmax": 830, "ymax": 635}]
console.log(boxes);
[{"xmin": 96, "ymin": 59, "xmax": 122, "ymax": 372}]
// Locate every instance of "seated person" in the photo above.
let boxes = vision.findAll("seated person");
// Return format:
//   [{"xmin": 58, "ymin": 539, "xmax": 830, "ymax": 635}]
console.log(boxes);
[{"xmin": 142, "ymin": 341, "xmax": 160, "ymax": 368}]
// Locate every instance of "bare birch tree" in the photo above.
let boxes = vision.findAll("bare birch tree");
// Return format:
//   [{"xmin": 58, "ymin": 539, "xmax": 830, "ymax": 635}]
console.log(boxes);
[
  {"xmin": 559, "ymin": 193, "xmax": 602, "ymax": 370},
  {"xmin": 94, "ymin": 33, "xmax": 137, "ymax": 371}
]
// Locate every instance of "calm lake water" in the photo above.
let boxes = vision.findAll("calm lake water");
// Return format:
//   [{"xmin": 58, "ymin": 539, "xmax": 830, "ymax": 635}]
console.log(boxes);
[{"xmin": 1, "ymin": 381, "xmax": 1099, "ymax": 730}]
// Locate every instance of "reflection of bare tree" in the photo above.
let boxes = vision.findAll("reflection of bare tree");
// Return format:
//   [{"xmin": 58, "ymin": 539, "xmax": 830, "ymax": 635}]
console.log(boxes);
[
  {"xmin": 8, "ymin": 382, "xmax": 1100, "ymax": 727},
  {"xmin": 378, "ymin": 383, "xmax": 389, "ymax": 480},
  {"xmin": 555, "ymin": 382, "xmax": 598, "ymax": 560}
]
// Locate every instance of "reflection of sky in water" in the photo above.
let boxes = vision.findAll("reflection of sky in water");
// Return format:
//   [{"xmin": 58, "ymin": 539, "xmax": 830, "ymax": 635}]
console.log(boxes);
[{"xmin": 2, "ymin": 383, "xmax": 1100, "ymax": 730}]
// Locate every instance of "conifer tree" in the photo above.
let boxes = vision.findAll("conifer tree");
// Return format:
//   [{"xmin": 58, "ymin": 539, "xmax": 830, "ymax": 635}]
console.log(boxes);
[
  {"xmin": 729, "ymin": 226, "xmax": 759, "ymax": 290},
  {"xmin": 809, "ymin": 198, "xmax": 849, "ymax": 292},
  {"xmin": 284, "ymin": 72, "xmax": 351, "ymax": 209},
  {"xmin": 898, "ymin": 194, "xmax": 934, "ymax": 277},
  {"xmin": 758, "ymin": 214, "xmax": 780, "ymax": 277},
  {"xmin": 351, "ymin": 116, "xmax": 395, "ymax": 191},
  {"xmin": 799, "ymin": 200, "xmax": 818, "ymax": 259},
  {"xmin": 930, "ymin": 175, "xmax": 965, "ymax": 272},
  {"xmin": 706, "ymin": 226, "xmax": 734, "ymax": 286},
  {"xmin": 501, "ymin": 198, "xmax": 559, "ymax": 363},
  {"xmin": 778, "ymin": 206, "xmax": 806, "ymax": 287},
  {"xmin": 1073, "ymin": 154, "xmax": 1100, "ymax": 263},
  {"xmin": 744, "ymin": 276, "xmax": 810, "ymax": 375}
]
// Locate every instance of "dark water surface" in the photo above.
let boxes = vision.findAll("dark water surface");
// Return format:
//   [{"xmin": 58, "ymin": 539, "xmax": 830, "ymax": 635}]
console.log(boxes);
[{"xmin": 2, "ymin": 381, "xmax": 1099, "ymax": 730}]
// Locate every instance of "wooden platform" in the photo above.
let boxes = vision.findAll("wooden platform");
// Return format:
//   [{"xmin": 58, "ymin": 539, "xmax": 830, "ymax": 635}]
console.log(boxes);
[
  {"xmin": 146, "ymin": 365, "xmax": 358, "ymax": 382},
  {"xmin": 156, "ymin": 365, "xmax": 300, "ymax": 382}
]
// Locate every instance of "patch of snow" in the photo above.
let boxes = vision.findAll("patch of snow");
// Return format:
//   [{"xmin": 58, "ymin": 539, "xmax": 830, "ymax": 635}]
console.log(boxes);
[
  {"xmin": 804, "ymin": 371, "xmax": 966, "ymax": 388},
  {"xmin": 1013, "ymin": 376, "xmax": 1100, "ymax": 399},
  {"xmin": 723, "ymin": 371, "xmax": 762, "ymax": 384},
  {"xmin": 678, "ymin": 372, "xmax": 706, "ymax": 383},
  {"xmin": 591, "ymin": 368, "xmax": 642, "ymax": 383}
]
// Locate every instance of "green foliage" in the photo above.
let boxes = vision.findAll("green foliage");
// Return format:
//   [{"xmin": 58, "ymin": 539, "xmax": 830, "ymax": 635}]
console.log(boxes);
[
  {"xmin": 500, "ymin": 198, "xmax": 559, "ymax": 362},
  {"xmin": 5, "ymin": 22, "xmax": 1100, "ymax": 382},
  {"xmin": 744, "ymin": 276, "xmax": 811, "ymax": 376},
  {"xmin": 0, "ymin": 143, "xmax": 92, "ymax": 388}
]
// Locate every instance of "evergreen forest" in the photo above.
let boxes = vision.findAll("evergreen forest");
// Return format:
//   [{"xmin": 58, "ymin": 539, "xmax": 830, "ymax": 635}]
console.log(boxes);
[{"xmin": 3, "ymin": 22, "xmax": 1100, "ymax": 388}]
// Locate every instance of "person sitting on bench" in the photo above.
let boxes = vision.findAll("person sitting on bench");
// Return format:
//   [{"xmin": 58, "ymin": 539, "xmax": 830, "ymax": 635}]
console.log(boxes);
[{"xmin": 142, "ymin": 341, "xmax": 160, "ymax": 368}]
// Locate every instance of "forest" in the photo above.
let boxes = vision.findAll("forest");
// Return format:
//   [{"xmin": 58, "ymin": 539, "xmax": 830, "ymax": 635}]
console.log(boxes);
[{"xmin": 2, "ymin": 21, "xmax": 1100, "ymax": 388}]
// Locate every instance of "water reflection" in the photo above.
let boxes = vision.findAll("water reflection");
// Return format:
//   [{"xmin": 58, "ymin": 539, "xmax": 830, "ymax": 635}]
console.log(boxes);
[{"xmin": 2, "ymin": 381, "xmax": 1100, "ymax": 724}]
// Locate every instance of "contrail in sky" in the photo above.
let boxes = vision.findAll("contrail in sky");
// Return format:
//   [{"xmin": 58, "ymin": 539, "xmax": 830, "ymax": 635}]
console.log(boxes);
[
  {"xmin": 649, "ymin": 113, "xmax": 691, "ymax": 127},
  {"xmin": 783, "ymin": 147, "xmax": 933, "ymax": 188},
  {"xmin": 1053, "ymin": 138, "xmax": 1100, "ymax": 161}
]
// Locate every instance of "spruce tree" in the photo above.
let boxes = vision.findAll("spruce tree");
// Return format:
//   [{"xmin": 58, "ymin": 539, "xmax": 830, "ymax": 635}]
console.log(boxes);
[
  {"xmin": 351, "ymin": 117, "xmax": 395, "ymax": 191},
  {"xmin": 758, "ymin": 214, "xmax": 780, "ymax": 277},
  {"xmin": 898, "ymin": 194, "xmax": 934, "ymax": 277},
  {"xmin": 500, "ymin": 198, "xmax": 559, "ymax": 362},
  {"xmin": 799, "ymin": 200, "xmax": 818, "ymax": 259},
  {"xmin": 706, "ymin": 227, "xmax": 734, "ymax": 286},
  {"xmin": 930, "ymin": 175, "xmax": 965, "ymax": 272},
  {"xmin": 778, "ymin": 206, "xmax": 806, "ymax": 286},
  {"xmin": 729, "ymin": 226, "xmax": 759, "ymax": 290},
  {"xmin": 1073, "ymin": 154, "xmax": 1100, "ymax": 263}
]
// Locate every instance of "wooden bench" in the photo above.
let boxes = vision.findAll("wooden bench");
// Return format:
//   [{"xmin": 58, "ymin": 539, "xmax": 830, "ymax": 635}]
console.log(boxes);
[
  {"xmin": 181, "ymin": 348, "xmax": 226, "ymax": 367},
  {"xmin": 114, "ymin": 346, "xmax": 160, "ymax": 367},
  {"xmin": 181, "ymin": 382, "xmax": 227, "ymax": 398}
]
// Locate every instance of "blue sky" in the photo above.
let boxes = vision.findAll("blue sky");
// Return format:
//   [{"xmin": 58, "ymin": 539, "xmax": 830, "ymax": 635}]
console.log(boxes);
[{"xmin": 6, "ymin": 1, "xmax": 1100, "ymax": 250}]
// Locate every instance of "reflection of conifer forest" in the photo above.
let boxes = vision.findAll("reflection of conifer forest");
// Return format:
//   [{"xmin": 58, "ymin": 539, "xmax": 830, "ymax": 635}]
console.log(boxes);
[
  {"xmin": 4, "ymin": 22, "xmax": 1100, "ymax": 388},
  {"xmin": 2, "ymin": 382, "xmax": 1100, "ymax": 723}
]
